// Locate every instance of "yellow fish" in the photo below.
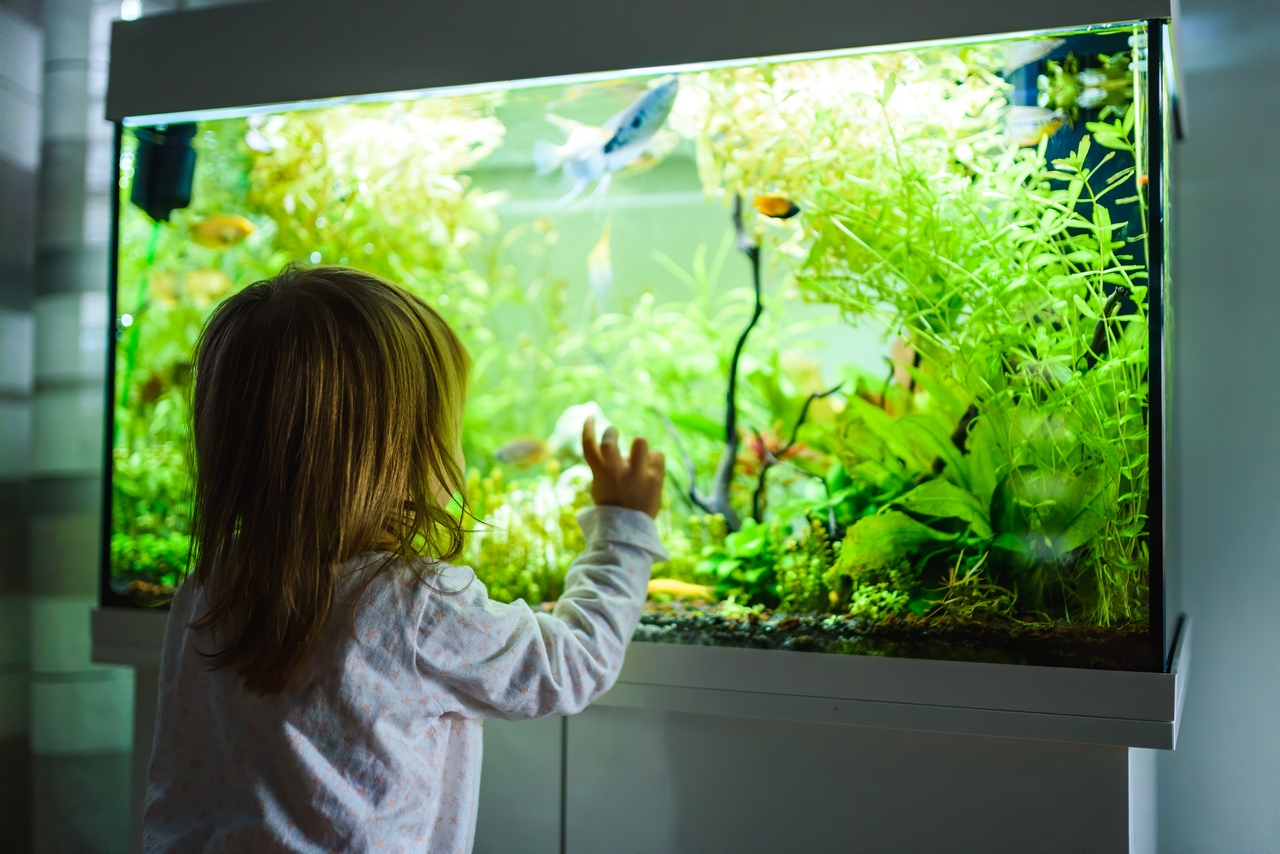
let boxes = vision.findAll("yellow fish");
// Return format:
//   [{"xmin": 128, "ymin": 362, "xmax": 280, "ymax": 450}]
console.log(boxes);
[
  {"xmin": 189, "ymin": 214, "xmax": 255, "ymax": 250},
  {"xmin": 753, "ymin": 194, "xmax": 800, "ymax": 219},
  {"xmin": 148, "ymin": 271, "xmax": 180, "ymax": 306},
  {"xmin": 587, "ymin": 219, "xmax": 612, "ymax": 309},
  {"xmin": 647, "ymin": 578, "xmax": 713, "ymax": 598},
  {"xmin": 1006, "ymin": 107, "xmax": 1067, "ymax": 148},
  {"xmin": 493, "ymin": 437, "xmax": 549, "ymax": 468},
  {"xmin": 184, "ymin": 269, "xmax": 234, "ymax": 307}
]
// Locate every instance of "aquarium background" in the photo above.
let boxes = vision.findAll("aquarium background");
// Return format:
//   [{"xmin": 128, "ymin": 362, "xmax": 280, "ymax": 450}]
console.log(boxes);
[{"xmin": 107, "ymin": 24, "xmax": 1165, "ymax": 670}]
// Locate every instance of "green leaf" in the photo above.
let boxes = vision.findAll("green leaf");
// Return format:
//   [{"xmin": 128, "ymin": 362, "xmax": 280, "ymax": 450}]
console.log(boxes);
[
  {"xmin": 724, "ymin": 519, "xmax": 767, "ymax": 556},
  {"xmin": 989, "ymin": 466, "xmax": 1110, "ymax": 563},
  {"xmin": 901, "ymin": 365, "xmax": 966, "ymax": 418},
  {"xmin": 836, "ymin": 511, "xmax": 956, "ymax": 576},
  {"xmin": 1092, "ymin": 133, "xmax": 1129, "ymax": 150},
  {"xmin": 1057, "ymin": 503, "xmax": 1107, "ymax": 553},
  {"xmin": 668, "ymin": 412, "xmax": 724, "ymax": 441},
  {"xmin": 1074, "ymin": 294, "xmax": 1098, "ymax": 319},
  {"xmin": 895, "ymin": 414, "xmax": 966, "ymax": 485},
  {"xmin": 881, "ymin": 72, "xmax": 897, "ymax": 106},
  {"xmin": 893, "ymin": 479, "xmax": 993, "ymax": 538},
  {"xmin": 992, "ymin": 532, "xmax": 1025, "ymax": 552}
]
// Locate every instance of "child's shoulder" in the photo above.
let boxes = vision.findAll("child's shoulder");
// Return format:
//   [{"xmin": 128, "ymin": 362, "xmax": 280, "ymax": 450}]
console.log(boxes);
[{"xmin": 342, "ymin": 553, "xmax": 480, "ymax": 618}]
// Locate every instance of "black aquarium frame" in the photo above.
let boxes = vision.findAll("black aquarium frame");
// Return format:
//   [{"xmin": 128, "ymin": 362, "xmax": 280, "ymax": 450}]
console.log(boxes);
[
  {"xmin": 101, "ymin": 120, "xmax": 129, "ymax": 610},
  {"xmin": 1146, "ymin": 21, "xmax": 1166, "ymax": 673},
  {"xmin": 98, "ymin": 0, "xmax": 1181, "ymax": 671}
]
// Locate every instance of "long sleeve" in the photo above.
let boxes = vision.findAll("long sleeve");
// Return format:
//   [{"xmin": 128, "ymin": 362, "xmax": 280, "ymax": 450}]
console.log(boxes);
[{"xmin": 414, "ymin": 504, "xmax": 668, "ymax": 720}]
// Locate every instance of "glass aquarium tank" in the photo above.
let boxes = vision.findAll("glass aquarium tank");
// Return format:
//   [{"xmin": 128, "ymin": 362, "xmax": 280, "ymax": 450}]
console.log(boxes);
[{"xmin": 106, "ymin": 20, "xmax": 1172, "ymax": 672}]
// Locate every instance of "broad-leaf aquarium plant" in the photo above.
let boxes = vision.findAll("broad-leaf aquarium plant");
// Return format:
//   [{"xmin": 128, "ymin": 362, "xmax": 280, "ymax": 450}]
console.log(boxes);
[{"xmin": 109, "ymin": 23, "xmax": 1166, "ymax": 670}]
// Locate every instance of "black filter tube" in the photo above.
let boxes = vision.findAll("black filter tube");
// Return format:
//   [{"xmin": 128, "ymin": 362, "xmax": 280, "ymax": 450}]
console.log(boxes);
[{"xmin": 130, "ymin": 122, "xmax": 197, "ymax": 222}]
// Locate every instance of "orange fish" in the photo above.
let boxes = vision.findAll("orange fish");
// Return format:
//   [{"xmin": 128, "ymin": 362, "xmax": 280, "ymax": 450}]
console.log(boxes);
[
  {"xmin": 493, "ymin": 437, "xmax": 549, "ymax": 468},
  {"xmin": 647, "ymin": 578, "xmax": 713, "ymax": 598},
  {"xmin": 753, "ymin": 194, "xmax": 800, "ymax": 219},
  {"xmin": 189, "ymin": 214, "xmax": 255, "ymax": 250}
]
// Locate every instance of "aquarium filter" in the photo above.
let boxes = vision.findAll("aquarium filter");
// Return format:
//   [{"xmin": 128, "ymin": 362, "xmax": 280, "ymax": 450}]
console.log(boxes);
[{"xmin": 129, "ymin": 123, "xmax": 197, "ymax": 222}]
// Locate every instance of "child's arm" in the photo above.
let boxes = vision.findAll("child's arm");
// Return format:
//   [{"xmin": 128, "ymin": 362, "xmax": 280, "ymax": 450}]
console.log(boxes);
[{"xmin": 413, "ymin": 419, "xmax": 667, "ymax": 719}]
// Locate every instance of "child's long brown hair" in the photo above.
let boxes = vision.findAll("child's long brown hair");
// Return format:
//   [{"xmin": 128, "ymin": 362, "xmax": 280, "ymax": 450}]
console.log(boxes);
[{"xmin": 187, "ymin": 265, "xmax": 469, "ymax": 694}]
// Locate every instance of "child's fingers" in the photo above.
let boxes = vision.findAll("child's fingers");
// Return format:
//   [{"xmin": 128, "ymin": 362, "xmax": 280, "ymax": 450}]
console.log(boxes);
[
  {"xmin": 582, "ymin": 417, "xmax": 604, "ymax": 471},
  {"xmin": 649, "ymin": 449, "xmax": 666, "ymax": 479},
  {"xmin": 600, "ymin": 426, "xmax": 623, "ymax": 469},
  {"xmin": 629, "ymin": 436, "xmax": 649, "ymax": 472}
]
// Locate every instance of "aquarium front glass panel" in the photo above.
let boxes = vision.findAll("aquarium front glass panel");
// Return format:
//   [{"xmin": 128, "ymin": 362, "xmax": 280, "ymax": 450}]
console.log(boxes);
[{"xmin": 109, "ymin": 22, "xmax": 1166, "ymax": 670}]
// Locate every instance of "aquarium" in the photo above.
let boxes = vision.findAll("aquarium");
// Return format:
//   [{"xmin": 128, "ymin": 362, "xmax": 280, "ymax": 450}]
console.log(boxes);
[{"xmin": 105, "ymin": 19, "xmax": 1173, "ymax": 671}]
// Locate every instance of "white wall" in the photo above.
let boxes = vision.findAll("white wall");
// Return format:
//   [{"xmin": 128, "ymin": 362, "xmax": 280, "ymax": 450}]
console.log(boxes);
[{"xmin": 1159, "ymin": 0, "xmax": 1280, "ymax": 850}]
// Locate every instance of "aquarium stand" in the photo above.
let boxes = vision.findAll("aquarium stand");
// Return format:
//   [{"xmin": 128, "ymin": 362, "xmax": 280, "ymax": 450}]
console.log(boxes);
[
  {"xmin": 473, "ymin": 620, "xmax": 1189, "ymax": 854},
  {"xmin": 599, "ymin": 616, "xmax": 1190, "ymax": 749},
  {"xmin": 89, "ymin": 606, "xmax": 1187, "ymax": 854}
]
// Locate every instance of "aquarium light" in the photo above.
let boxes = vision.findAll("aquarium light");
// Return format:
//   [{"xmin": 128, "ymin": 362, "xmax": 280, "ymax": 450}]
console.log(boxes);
[{"xmin": 120, "ymin": 20, "xmax": 1146, "ymax": 127}]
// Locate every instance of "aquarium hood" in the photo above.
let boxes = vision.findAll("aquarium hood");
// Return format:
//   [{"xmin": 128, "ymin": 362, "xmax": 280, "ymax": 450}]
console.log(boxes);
[{"xmin": 105, "ymin": 0, "xmax": 1178, "ymax": 123}]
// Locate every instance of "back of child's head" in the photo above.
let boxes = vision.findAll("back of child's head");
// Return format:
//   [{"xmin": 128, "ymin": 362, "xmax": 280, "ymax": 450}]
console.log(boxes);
[{"xmin": 187, "ymin": 264, "xmax": 469, "ymax": 694}]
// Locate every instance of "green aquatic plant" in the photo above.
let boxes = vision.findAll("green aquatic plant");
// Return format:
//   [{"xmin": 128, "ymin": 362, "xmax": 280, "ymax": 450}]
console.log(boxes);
[
  {"xmin": 111, "ymin": 443, "xmax": 191, "ymax": 589},
  {"xmin": 246, "ymin": 97, "xmax": 506, "ymax": 293},
  {"xmin": 775, "ymin": 518, "xmax": 837, "ymax": 612},
  {"xmin": 847, "ymin": 583, "xmax": 912, "ymax": 621},
  {"xmin": 928, "ymin": 552, "xmax": 1017, "ymax": 622},
  {"xmin": 683, "ymin": 48, "xmax": 1150, "ymax": 626},
  {"xmin": 108, "ymin": 39, "xmax": 1155, "ymax": 658},
  {"xmin": 692, "ymin": 517, "xmax": 783, "ymax": 604},
  {"xmin": 462, "ymin": 466, "xmax": 589, "ymax": 606}
]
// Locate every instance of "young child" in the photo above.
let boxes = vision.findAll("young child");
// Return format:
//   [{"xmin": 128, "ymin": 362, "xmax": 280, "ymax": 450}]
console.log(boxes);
[{"xmin": 143, "ymin": 265, "xmax": 667, "ymax": 852}]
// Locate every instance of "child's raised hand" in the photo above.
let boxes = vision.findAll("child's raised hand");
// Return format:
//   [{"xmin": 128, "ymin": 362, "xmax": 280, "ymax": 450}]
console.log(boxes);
[{"xmin": 581, "ymin": 417, "xmax": 665, "ymax": 518}]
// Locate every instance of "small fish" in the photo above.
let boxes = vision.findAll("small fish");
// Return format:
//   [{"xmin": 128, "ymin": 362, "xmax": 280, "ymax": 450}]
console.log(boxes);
[
  {"xmin": 493, "ymin": 437, "xmax": 549, "ymax": 468},
  {"xmin": 648, "ymin": 578, "xmax": 713, "ymax": 599},
  {"xmin": 753, "ymin": 194, "xmax": 800, "ymax": 219},
  {"xmin": 148, "ymin": 271, "xmax": 180, "ymax": 306},
  {"xmin": 1005, "ymin": 106, "xmax": 1068, "ymax": 147},
  {"xmin": 189, "ymin": 214, "xmax": 255, "ymax": 250},
  {"xmin": 587, "ymin": 219, "xmax": 612, "ymax": 308},
  {"xmin": 533, "ymin": 76, "xmax": 678, "ymax": 207},
  {"xmin": 1003, "ymin": 38, "xmax": 1065, "ymax": 75},
  {"xmin": 184, "ymin": 269, "xmax": 234, "ymax": 308}
]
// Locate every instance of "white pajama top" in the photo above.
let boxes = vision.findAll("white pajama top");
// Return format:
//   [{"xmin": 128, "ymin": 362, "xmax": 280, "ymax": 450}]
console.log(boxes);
[{"xmin": 143, "ymin": 506, "xmax": 666, "ymax": 853}]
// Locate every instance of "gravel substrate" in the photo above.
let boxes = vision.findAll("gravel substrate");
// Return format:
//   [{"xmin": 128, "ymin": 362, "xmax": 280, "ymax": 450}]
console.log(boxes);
[{"xmin": 634, "ymin": 602, "xmax": 1153, "ymax": 670}]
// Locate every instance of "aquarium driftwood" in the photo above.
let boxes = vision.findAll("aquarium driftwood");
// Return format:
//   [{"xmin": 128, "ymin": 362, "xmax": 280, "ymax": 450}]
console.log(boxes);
[
  {"xmin": 750, "ymin": 381, "xmax": 844, "ymax": 527},
  {"xmin": 684, "ymin": 195, "xmax": 761, "ymax": 532}
]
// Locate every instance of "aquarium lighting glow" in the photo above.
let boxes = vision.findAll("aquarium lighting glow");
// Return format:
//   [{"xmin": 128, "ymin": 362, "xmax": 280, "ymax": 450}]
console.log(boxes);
[{"xmin": 120, "ymin": 20, "xmax": 1146, "ymax": 127}]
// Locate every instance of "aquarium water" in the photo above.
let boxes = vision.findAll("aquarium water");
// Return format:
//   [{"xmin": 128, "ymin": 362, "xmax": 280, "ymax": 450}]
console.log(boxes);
[{"xmin": 109, "ymin": 22, "xmax": 1167, "ymax": 670}]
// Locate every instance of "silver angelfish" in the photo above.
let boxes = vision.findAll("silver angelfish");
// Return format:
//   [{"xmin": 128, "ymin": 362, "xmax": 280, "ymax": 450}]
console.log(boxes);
[{"xmin": 533, "ymin": 75, "xmax": 678, "ymax": 207}]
